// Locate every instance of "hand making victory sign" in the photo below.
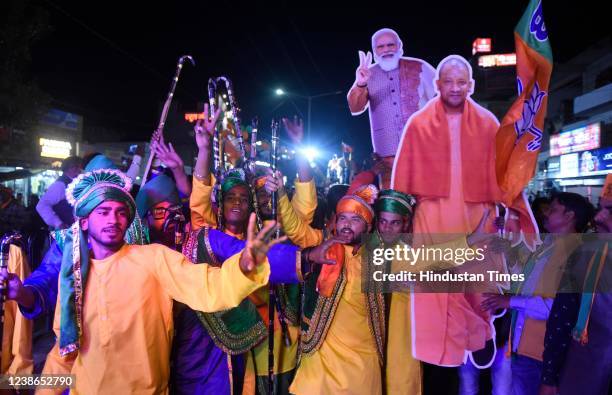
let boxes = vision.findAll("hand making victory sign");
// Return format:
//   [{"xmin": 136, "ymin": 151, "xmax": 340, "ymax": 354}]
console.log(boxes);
[
  {"xmin": 192, "ymin": 103, "xmax": 222, "ymax": 185},
  {"xmin": 239, "ymin": 213, "xmax": 287, "ymax": 275},
  {"xmin": 194, "ymin": 103, "xmax": 222, "ymax": 150},
  {"xmin": 355, "ymin": 50, "xmax": 373, "ymax": 87}
]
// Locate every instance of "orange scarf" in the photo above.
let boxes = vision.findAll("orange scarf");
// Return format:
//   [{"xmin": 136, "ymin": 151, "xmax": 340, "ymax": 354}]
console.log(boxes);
[{"xmin": 392, "ymin": 98, "xmax": 501, "ymax": 203}]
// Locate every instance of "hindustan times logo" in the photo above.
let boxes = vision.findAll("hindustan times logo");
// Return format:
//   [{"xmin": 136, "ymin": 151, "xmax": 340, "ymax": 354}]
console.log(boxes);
[{"xmin": 372, "ymin": 245, "xmax": 486, "ymax": 266}]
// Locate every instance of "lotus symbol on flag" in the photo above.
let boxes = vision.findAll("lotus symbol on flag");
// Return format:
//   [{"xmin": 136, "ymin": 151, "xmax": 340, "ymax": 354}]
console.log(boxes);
[{"xmin": 514, "ymin": 78, "xmax": 546, "ymax": 152}]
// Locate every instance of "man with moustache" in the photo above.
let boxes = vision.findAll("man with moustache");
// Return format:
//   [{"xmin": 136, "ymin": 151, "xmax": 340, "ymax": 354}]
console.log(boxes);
[
  {"xmin": 539, "ymin": 175, "xmax": 612, "ymax": 395},
  {"xmin": 135, "ymin": 174, "xmax": 240, "ymax": 395},
  {"xmin": 190, "ymin": 105, "xmax": 316, "ymax": 234},
  {"xmin": 188, "ymin": 111, "xmax": 315, "ymax": 393},
  {"xmin": 33, "ymin": 168, "xmax": 279, "ymax": 394},
  {"xmin": 288, "ymin": 184, "xmax": 385, "ymax": 395},
  {"xmin": 187, "ymin": 169, "xmax": 303, "ymax": 394},
  {"xmin": 347, "ymin": 28, "xmax": 436, "ymax": 188},
  {"xmin": 288, "ymin": 184, "xmax": 487, "ymax": 395},
  {"xmin": 481, "ymin": 192, "xmax": 593, "ymax": 395}
]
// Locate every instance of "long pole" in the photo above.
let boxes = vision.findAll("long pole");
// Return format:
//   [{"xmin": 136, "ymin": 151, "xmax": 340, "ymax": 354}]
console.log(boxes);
[
  {"xmin": 268, "ymin": 120, "xmax": 280, "ymax": 395},
  {"xmin": 142, "ymin": 55, "xmax": 195, "ymax": 184}
]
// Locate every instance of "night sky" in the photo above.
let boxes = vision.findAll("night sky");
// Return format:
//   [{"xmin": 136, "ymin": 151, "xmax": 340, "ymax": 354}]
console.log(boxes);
[{"xmin": 28, "ymin": 0, "xmax": 608, "ymax": 160}]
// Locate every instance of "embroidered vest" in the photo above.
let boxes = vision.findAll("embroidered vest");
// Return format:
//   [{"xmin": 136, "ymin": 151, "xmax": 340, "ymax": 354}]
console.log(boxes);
[{"xmin": 367, "ymin": 59, "xmax": 423, "ymax": 157}]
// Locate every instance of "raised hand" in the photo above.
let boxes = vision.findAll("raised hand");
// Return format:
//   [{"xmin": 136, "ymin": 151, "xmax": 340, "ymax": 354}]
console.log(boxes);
[
  {"xmin": 194, "ymin": 103, "xmax": 221, "ymax": 150},
  {"xmin": 504, "ymin": 209, "xmax": 521, "ymax": 245},
  {"xmin": 283, "ymin": 116, "xmax": 304, "ymax": 144},
  {"xmin": 0, "ymin": 270, "xmax": 34, "ymax": 308},
  {"xmin": 466, "ymin": 209, "xmax": 512, "ymax": 255},
  {"xmin": 239, "ymin": 213, "xmax": 287, "ymax": 274},
  {"xmin": 480, "ymin": 292, "xmax": 511, "ymax": 312},
  {"xmin": 306, "ymin": 236, "xmax": 347, "ymax": 266},
  {"xmin": 264, "ymin": 170, "xmax": 286, "ymax": 198},
  {"xmin": 152, "ymin": 136, "xmax": 184, "ymax": 170},
  {"xmin": 355, "ymin": 50, "xmax": 372, "ymax": 86},
  {"xmin": 466, "ymin": 209, "xmax": 493, "ymax": 247}
]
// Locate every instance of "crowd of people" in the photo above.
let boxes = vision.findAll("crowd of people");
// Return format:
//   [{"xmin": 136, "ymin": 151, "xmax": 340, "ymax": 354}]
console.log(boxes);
[{"xmin": 0, "ymin": 27, "xmax": 609, "ymax": 395}]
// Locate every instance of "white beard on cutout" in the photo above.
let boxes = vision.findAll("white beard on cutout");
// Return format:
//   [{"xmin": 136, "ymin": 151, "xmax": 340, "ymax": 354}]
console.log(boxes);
[{"xmin": 375, "ymin": 51, "xmax": 402, "ymax": 71}]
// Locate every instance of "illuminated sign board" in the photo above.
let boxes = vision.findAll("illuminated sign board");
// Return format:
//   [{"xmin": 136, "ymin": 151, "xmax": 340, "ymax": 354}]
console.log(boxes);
[
  {"xmin": 472, "ymin": 38, "xmax": 492, "ymax": 55},
  {"xmin": 478, "ymin": 53, "xmax": 516, "ymax": 68},
  {"xmin": 546, "ymin": 156, "xmax": 560, "ymax": 176},
  {"xmin": 559, "ymin": 153, "xmax": 579, "ymax": 178},
  {"xmin": 550, "ymin": 122, "xmax": 601, "ymax": 156},
  {"xmin": 184, "ymin": 113, "xmax": 205, "ymax": 123},
  {"xmin": 553, "ymin": 147, "xmax": 612, "ymax": 179},
  {"xmin": 40, "ymin": 138, "xmax": 72, "ymax": 159},
  {"xmin": 41, "ymin": 109, "xmax": 82, "ymax": 131},
  {"xmin": 579, "ymin": 147, "xmax": 612, "ymax": 176}
]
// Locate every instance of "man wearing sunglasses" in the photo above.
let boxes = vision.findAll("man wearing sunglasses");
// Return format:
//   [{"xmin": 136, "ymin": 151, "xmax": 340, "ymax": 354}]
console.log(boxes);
[
  {"xmin": 136, "ymin": 173, "xmax": 240, "ymax": 395},
  {"xmin": 136, "ymin": 174, "xmax": 184, "ymax": 249}
]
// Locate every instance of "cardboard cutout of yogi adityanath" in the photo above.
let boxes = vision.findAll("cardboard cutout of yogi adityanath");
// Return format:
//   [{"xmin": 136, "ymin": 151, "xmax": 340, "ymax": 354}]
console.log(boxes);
[
  {"xmin": 392, "ymin": 55, "xmax": 506, "ymax": 367},
  {"xmin": 347, "ymin": 28, "xmax": 436, "ymax": 188}
]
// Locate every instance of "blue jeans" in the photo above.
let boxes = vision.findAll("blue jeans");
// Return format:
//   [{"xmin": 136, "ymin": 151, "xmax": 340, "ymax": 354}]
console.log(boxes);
[
  {"xmin": 459, "ymin": 347, "xmax": 512, "ymax": 395},
  {"xmin": 511, "ymin": 354, "xmax": 542, "ymax": 395}
]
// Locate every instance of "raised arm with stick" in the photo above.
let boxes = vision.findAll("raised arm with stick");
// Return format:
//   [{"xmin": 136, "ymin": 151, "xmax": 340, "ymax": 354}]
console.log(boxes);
[
  {"xmin": 142, "ymin": 55, "xmax": 195, "ymax": 184},
  {"xmin": 267, "ymin": 119, "xmax": 280, "ymax": 394}
]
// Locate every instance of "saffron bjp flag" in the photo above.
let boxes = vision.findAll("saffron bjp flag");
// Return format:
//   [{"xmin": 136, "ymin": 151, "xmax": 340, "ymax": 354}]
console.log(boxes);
[{"xmin": 496, "ymin": 0, "xmax": 553, "ymax": 207}]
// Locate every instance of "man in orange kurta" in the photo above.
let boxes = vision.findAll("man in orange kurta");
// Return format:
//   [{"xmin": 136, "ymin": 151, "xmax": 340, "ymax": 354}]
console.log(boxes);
[{"xmin": 392, "ymin": 55, "xmax": 504, "ymax": 371}]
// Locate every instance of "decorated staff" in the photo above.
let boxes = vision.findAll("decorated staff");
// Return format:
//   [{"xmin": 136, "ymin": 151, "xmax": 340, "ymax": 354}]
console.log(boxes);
[
  {"xmin": 216, "ymin": 76, "xmax": 247, "ymax": 160},
  {"xmin": 207, "ymin": 78, "xmax": 225, "ymax": 229},
  {"xmin": 207, "ymin": 78, "xmax": 223, "ymax": 181},
  {"xmin": 208, "ymin": 76, "xmax": 248, "ymax": 169},
  {"xmin": 267, "ymin": 119, "xmax": 279, "ymax": 394},
  {"xmin": 142, "ymin": 55, "xmax": 195, "ymax": 184},
  {"xmin": 250, "ymin": 117, "xmax": 259, "ymax": 161}
]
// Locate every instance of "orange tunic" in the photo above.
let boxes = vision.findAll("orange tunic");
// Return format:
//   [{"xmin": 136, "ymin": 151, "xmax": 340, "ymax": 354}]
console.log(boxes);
[
  {"xmin": 392, "ymin": 98, "xmax": 502, "ymax": 366},
  {"xmin": 290, "ymin": 246, "xmax": 381, "ymax": 395}
]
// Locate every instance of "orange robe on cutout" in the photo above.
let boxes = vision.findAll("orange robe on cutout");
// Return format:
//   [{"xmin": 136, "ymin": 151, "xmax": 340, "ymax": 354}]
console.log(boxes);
[{"xmin": 392, "ymin": 97, "xmax": 502, "ymax": 366}]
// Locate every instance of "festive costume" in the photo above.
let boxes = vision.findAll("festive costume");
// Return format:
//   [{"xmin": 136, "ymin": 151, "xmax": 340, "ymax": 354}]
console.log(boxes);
[{"xmin": 39, "ymin": 169, "xmax": 269, "ymax": 395}]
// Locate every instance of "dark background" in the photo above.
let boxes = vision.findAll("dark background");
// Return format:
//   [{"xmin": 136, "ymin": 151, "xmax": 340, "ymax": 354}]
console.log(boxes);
[{"xmin": 21, "ymin": 0, "xmax": 611, "ymax": 160}]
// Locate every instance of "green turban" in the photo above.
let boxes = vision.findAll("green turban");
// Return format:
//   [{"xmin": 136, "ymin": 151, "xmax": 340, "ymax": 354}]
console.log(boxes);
[
  {"xmin": 84, "ymin": 154, "xmax": 118, "ymax": 172},
  {"xmin": 374, "ymin": 189, "xmax": 415, "ymax": 217},
  {"xmin": 135, "ymin": 174, "xmax": 180, "ymax": 218},
  {"xmin": 221, "ymin": 168, "xmax": 249, "ymax": 195},
  {"xmin": 60, "ymin": 169, "xmax": 136, "ymax": 356}
]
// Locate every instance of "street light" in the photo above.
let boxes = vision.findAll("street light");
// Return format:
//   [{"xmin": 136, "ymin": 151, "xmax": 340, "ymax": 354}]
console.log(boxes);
[{"xmin": 274, "ymin": 88, "xmax": 344, "ymax": 141}]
